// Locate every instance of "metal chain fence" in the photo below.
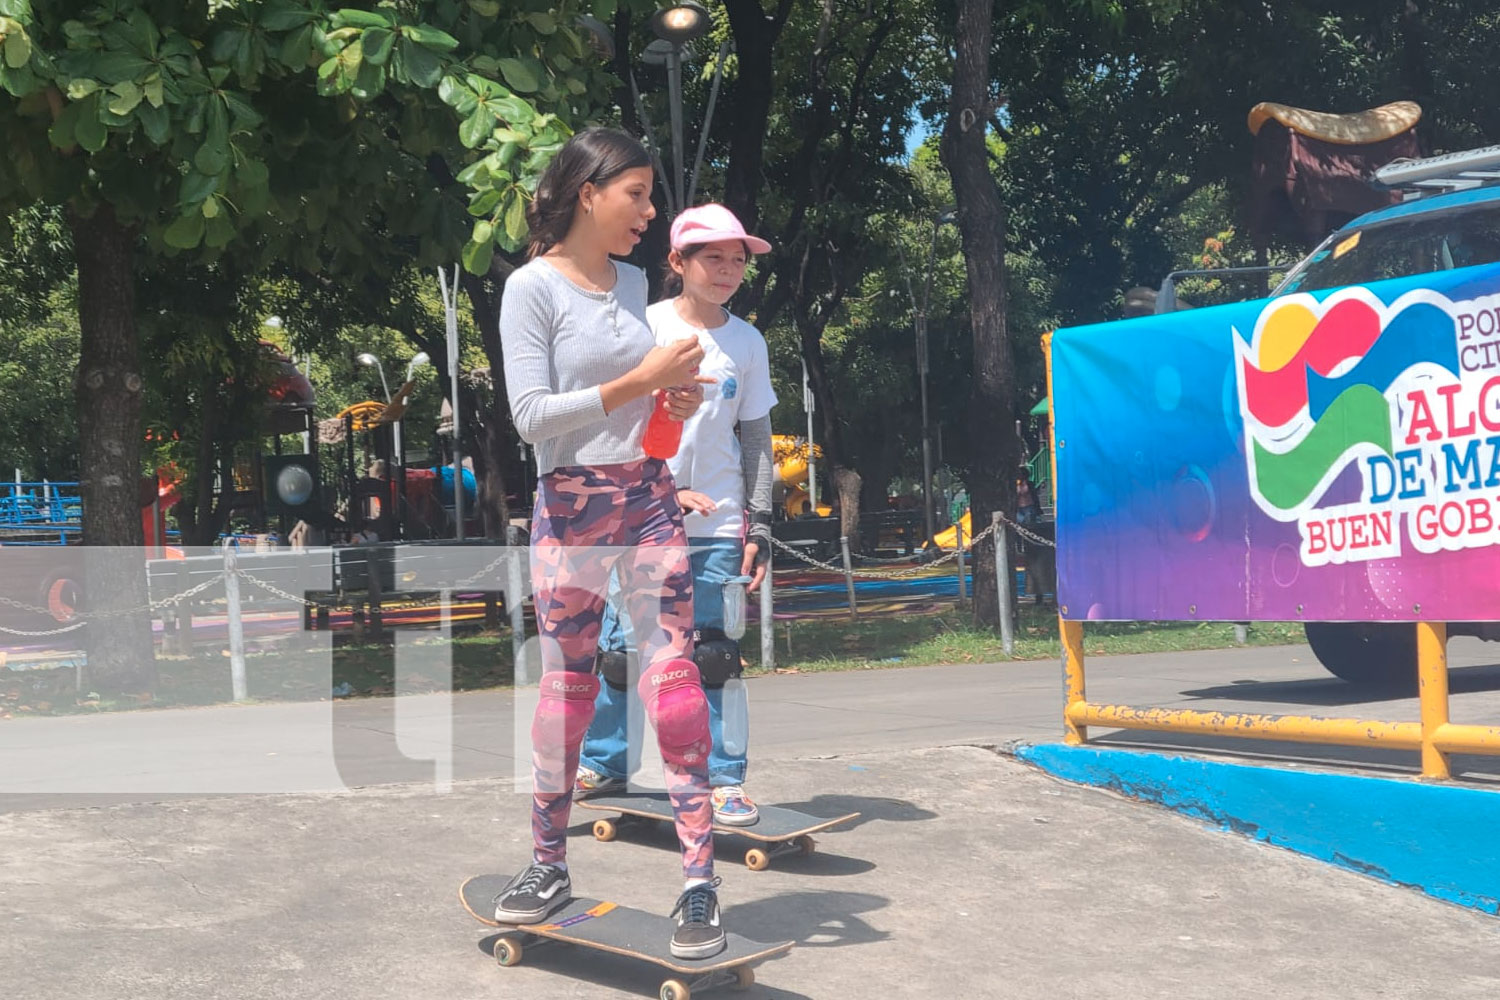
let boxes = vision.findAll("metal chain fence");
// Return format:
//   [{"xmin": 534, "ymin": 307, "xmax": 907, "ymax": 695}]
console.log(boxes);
[{"xmin": 769, "ymin": 520, "xmax": 999, "ymax": 579}]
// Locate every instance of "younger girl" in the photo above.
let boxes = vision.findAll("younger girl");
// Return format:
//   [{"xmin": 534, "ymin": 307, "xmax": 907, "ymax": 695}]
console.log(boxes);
[
  {"xmin": 578, "ymin": 204, "xmax": 777, "ymax": 826},
  {"xmin": 494, "ymin": 128, "xmax": 725, "ymax": 959}
]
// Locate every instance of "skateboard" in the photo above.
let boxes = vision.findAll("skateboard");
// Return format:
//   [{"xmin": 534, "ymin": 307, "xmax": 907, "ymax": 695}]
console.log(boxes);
[
  {"xmin": 577, "ymin": 793, "xmax": 860, "ymax": 871},
  {"xmin": 459, "ymin": 874, "xmax": 794, "ymax": 1000}
]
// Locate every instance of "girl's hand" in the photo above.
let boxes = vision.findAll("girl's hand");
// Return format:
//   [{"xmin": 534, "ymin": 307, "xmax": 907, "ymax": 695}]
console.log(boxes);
[
  {"xmin": 637, "ymin": 338, "xmax": 707, "ymax": 390},
  {"xmin": 661, "ymin": 382, "xmax": 704, "ymax": 421},
  {"xmin": 677, "ymin": 489, "xmax": 718, "ymax": 516},
  {"xmin": 601, "ymin": 341, "xmax": 713, "ymax": 415},
  {"xmin": 741, "ymin": 540, "xmax": 768, "ymax": 593}
]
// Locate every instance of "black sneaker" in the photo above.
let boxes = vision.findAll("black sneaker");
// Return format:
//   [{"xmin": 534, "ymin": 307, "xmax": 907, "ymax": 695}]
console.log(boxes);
[
  {"xmin": 669, "ymin": 877, "xmax": 726, "ymax": 959},
  {"xmin": 493, "ymin": 863, "xmax": 571, "ymax": 924}
]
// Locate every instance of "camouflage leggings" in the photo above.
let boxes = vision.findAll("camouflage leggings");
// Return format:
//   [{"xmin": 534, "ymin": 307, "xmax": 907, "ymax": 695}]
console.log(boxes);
[{"xmin": 528, "ymin": 458, "xmax": 713, "ymax": 878}]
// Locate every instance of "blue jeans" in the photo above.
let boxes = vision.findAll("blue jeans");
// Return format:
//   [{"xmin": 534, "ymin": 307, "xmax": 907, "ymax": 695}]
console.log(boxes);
[{"xmin": 581, "ymin": 537, "xmax": 748, "ymax": 787}]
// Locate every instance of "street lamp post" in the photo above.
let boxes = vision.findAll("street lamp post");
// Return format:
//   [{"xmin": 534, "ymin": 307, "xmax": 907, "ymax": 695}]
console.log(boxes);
[
  {"xmin": 405, "ymin": 351, "xmax": 430, "ymax": 384},
  {"xmin": 666, "ymin": 43, "xmax": 685, "ymax": 211},
  {"xmin": 357, "ymin": 352, "xmax": 391, "ymax": 403},
  {"xmin": 357, "ymin": 352, "xmax": 401, "ymax": 486},
  {"xmin": 898, "ymin": 207, "xmax": 957, "ymax": 546},
  {"xmin": 437, "ymin": 267, "xmax": 466, "ymax": 540},
  {"xmin": 801, "ymin": 357, "xmax": 817, "ymax": 516},
  {"xmin": 644, "ymin": 2, "xmax": 718, "ymax": 218},
  {"xmin": 392, "ymin": 351, "xmax": 430, "ymax": 468}
]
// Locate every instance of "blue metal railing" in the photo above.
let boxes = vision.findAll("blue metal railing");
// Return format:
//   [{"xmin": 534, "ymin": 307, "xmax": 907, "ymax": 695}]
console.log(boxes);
[{"xmin": 0, "ymin": 481, "xmax": 82, "ymax": 528}]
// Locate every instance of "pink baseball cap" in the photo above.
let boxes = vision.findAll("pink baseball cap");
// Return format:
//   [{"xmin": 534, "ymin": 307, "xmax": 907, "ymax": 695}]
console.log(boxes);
[{"xmin": 669, "ymin": 203, "xmax": 772, "ymax": 254}]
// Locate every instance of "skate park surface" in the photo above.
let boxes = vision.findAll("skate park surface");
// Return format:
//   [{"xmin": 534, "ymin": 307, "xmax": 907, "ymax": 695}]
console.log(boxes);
[{"xmin": 3, "ymin": 638, "xmax": 1498, "ymax": 998}]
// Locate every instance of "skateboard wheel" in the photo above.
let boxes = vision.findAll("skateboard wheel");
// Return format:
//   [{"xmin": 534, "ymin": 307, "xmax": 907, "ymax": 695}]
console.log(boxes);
[
  {"xmin": 493, "ymin": 936, "xmax": 523, "ymax": 967},
  {"xmin": 744, "ymin": 848, "xmax": 770, "ymax": 871},
  {"xmin": 660, "ymin": 977, "xmax": 691, "ymax": 1000},
  {"xmin": 732, "ymin": 965, "xmax": 755, "ymax": 990},
  {"xmin": 593, "ymin": 819, "xmax": 617, "ymax": 842},
  {"xmin": 796, "ymin": 835, "xmax": 817, "ymax": 856}
]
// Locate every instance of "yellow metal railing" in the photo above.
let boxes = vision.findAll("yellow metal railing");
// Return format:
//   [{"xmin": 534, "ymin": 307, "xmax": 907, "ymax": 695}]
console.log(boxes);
[
  {"xmin": 1043, "ymin": 333, "xmax": 1500, "ymax": 781},
  {"xmin": 1059, "ymin": 618, "xmax": 1500, "ymax": 779}
]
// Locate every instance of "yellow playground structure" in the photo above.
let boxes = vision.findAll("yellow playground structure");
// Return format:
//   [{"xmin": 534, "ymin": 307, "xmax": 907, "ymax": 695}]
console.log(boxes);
[
  {"xmin": 932, "ymin": 510, "xmax": 972, "ymax": 551},
  {"xmin": 772, "ymin": 435, "xmax": 832, "ymax": 519}
]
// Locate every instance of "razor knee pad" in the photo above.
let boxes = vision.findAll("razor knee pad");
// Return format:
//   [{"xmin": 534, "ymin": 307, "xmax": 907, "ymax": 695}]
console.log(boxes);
[
  {"xmin": 638, "ymin": 658, "xmax": 710, "ymax": 768},
  {"xmin": 532, "ymin": 671, "xmax": 600, "ymax": 753}
]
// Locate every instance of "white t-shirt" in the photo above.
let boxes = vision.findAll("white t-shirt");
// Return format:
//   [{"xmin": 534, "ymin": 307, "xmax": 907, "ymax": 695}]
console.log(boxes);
[{"xmin": 649, "ymin": 300, "xmax": 778, "ymax": 539}]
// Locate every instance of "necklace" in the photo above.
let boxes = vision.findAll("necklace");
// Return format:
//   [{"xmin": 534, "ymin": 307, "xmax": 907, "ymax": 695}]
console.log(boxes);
[{"xmin": 605, "ymin": 290, "xmax": 621, "ymax": 338}]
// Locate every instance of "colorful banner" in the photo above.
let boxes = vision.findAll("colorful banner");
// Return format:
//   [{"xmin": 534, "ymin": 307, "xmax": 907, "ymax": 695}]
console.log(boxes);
[{"xmin": 1051, "ymin": 263, "xmax": 1500, "ymax": 622}]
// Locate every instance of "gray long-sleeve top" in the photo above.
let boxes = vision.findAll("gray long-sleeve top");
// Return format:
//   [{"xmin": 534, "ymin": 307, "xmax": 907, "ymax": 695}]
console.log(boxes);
[
  {"xmin": 499, "ymin": 258, "xmax": 655, "ymax": 475},
  {"xmin": 739, "ymin": 414, "xmax": 774, "ymax": 546}
]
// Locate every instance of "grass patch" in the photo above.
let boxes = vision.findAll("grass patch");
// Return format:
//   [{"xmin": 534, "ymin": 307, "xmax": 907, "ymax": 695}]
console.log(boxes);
[
  {"xmin": 740, "ymin": 604, "xmax": 1306, "ymax": 673},
  {"xmin": 0, "ymin": 607, "xmax": 1308, "ymax": 717}
]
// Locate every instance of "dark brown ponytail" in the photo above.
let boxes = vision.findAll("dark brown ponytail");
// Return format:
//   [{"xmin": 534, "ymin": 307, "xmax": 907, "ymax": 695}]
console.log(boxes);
[
  {"xmin": 660, "ymin": 244, "xmax": 705, "ymax": 297},
  {"xmin": 526, "ymin": 127, "xmax": 652, "ymax": 259}
]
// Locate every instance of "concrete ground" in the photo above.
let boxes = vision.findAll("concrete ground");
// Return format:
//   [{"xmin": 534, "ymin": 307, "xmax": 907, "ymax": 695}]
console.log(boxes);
[{"xmin": 2, "ymin": 638, "xmax": 1500, "ymax": 998}]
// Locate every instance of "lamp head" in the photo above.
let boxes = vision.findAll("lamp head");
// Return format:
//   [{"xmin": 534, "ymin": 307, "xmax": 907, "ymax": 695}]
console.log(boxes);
[{"xmin": 651, "ymin": 2, "xmax": 711, "ymax": 44}]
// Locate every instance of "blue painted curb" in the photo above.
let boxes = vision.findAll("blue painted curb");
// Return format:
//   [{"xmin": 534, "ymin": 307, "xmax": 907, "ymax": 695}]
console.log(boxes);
[{"xmin": 1015, "ymin": 742, "xmax": 1500, "ymax": 914}]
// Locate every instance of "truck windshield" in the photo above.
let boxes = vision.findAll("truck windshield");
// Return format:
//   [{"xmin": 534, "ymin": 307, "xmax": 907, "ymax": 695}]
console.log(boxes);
[{"xmin": 1273, "ymin": 200, "xmax": 1500, "ymax": 297}]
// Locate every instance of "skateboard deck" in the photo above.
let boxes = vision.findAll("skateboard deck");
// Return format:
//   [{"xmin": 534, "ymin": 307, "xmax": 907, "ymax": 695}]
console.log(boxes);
[
  {"xmin": 576, "ymin": 793, "xmax": 859, "ymax": 870},
  {"xmin": 459, "ymin": 874, "xmax": 794, "ymax": 999}
]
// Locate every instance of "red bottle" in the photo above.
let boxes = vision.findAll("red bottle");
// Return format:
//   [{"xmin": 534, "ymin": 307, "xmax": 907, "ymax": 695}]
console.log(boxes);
[{"xmin": 643, "ymin": 391, "xmax": 683, "ymax": 459}]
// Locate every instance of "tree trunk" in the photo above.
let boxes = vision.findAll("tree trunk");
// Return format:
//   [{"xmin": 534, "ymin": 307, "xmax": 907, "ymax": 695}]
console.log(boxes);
[
  {"xmin": 68, "ymin": 203, "xmax": 155, "ymax": 693},
  {"xmin": 798, "ymin": 319, "xmax": 862, "ymax": 546},
  {"xmin": 178, "ymin": 370, "xmax": 222, "ymax": 547},
  {"xmin": 721, "ymin": 0, "xmax": 795, "ymax": 233},
  {"xmin": 462, "ymin": 266, "xmax": 517, "ymax": 540},
  {"xmin": 941, "ymin": 0, "xmax": 1019, "ymax": 628},
  {"xmin": 1398, "ymin": 0, "xmax": 1435, "ymax": 154}
]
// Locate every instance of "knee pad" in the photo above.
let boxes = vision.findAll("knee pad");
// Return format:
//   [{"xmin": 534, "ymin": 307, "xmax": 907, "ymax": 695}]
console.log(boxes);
[
  {"xmin": 692, "ymin": 628, "xmax": 742, "ymax": 688},
  {"xmin": 638, "ymin": 658, "xmax": 709, "ymax": 768},
  {"xmin": 595, "ymin": 649, "xmax": 629, "ymax": 690},
  {"xmin": 532, "ymin": 672, "xmax": 600, "ymax": 753}
]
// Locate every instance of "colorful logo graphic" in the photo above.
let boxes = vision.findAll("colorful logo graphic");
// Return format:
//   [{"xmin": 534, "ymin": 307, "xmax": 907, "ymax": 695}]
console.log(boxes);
[{"xmin": 1235, "ymin": 288, "xmax": 1461, "ymax": 522}]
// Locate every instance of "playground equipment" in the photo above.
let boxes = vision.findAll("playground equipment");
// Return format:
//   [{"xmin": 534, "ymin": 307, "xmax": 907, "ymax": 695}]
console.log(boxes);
[
  {"xmin": 772, "ymin": 434, "xmax": 830, "ymax": 519},
  {"xmin": 318, "ymin": 389, "xmax": 472, "ymax": 542},
  {"xmin": 932, "ymin": 511, "xmax": 971, "ymax": 551},
  {"xmin": 1048, "ymin": 125, "xmax": 1500, "ymax": 778},
  {"xmin": 0, "ymin": 480, "xmax": 82, "ymax": 542}
]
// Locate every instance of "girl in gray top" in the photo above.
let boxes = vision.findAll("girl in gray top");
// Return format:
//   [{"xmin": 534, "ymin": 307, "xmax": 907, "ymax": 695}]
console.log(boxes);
[{"xmin": 491, "ymin": 128, "xmax": 727, "ymax": 960}]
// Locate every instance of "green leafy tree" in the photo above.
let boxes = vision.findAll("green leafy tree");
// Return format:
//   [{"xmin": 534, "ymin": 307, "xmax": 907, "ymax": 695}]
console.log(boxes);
[
  {"xmin": 0, "ymin": 205, "xmax": 78, "ymax": 482},
  {"xmin": 663, "ymin": 0, "xmax": 940, "ymax": 543},
  {"xmin": 0, "ymin": 293, "xmax": 80, "ymax": 485},
  {"xmin": 0, "ymin": 0, "xmax": 600, "ymax": 691}
]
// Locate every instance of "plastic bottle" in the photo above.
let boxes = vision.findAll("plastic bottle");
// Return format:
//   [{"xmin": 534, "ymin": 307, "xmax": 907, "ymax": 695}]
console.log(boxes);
[
  {"xmin": 722, "ymin": 677, "xmax": 749, "ymax": 757},
  {"xmin": 643, "ymin": 391, "xmax": 683, "ymax": 459},
  {"xmin": 721, "ymin": 575, "xmax": 752, "ymax": 640},
  {"xmin": 720, "ymin": 571, "xmax": 754, "ymax": 756}
]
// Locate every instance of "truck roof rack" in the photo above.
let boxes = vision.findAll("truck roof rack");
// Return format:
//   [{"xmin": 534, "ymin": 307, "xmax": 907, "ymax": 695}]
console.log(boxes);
[{"xmin": 1373, "ymin": 144, "xmax": 1500, "ymax": 199}]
